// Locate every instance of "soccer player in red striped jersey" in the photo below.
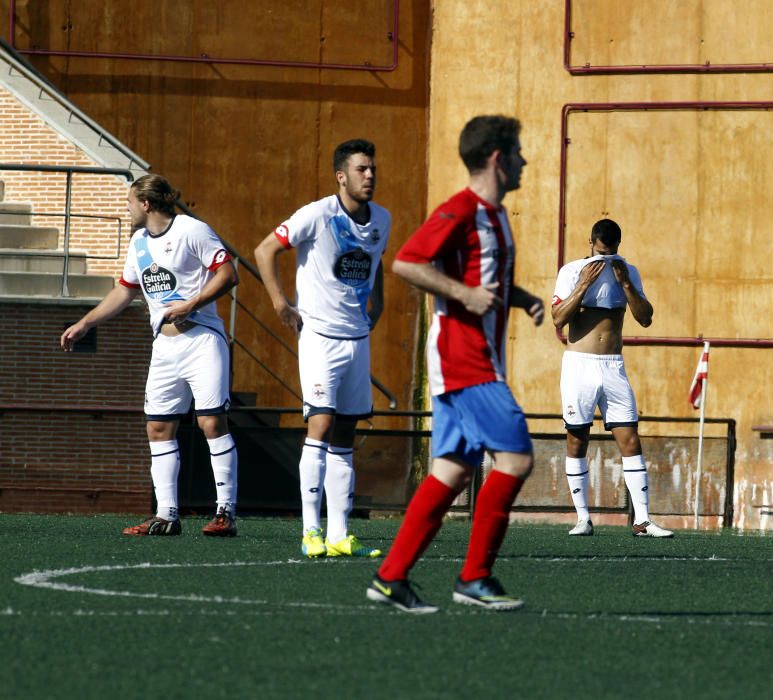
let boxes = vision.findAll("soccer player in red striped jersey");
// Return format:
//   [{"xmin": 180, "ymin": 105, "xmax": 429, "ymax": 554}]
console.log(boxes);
[{"xmin": 366, "ymin": 115, "xmax": 544, "ymax": 613}]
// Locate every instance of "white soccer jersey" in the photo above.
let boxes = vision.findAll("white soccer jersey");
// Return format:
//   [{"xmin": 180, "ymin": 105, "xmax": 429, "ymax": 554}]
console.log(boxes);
[
  {"xmin": 552, "ymin": 254, "xmax": 646, "ymax": 309},
  {"xmin": 120, "ymin": 214, "xmax": 231, "ymax": 337},
  {"xmin": 273, "ymin": 195, "xmax": 391, "ymax": 338}
]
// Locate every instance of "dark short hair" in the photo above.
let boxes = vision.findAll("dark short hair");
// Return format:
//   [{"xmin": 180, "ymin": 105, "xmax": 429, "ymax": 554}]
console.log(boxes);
[
  {"xmin": 459, "ymin": 115, "xmax": 521, "ymax": 172},
  {"xmin": 333, "ymin": 139, "xmax": 376, "ymax": 172},
  {"xmin": 131, "ymin": 174, "xmax": 179, "ymax": 216},
  {"xmin": 591, "ymin": 219, "xmax": 622, "ymax": 247}
]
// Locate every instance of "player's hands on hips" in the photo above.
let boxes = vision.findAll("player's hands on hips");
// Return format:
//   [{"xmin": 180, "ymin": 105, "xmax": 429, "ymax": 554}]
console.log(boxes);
[
  {"xmin": 277, "ymin": 302, "xmax": 303, "ymax": 335},
  {"xmin": 527, "ymin": 296, "xmax": 545, "ymax": 326},
  {"xmin": 462, "ymin": 282, "xmax": 502, "ymax": 316},
  {"xmin": 61, "ymin": 321, "xmax": 89, "ymax": 351},
  {"xmin": 163, "ymin": 299, "xmax": 196, "ymax": 325}
]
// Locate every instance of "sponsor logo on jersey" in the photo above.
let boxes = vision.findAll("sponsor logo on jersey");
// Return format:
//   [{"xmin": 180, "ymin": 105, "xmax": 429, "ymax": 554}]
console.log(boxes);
[
  {"xmin": 213, "ymin": 249, "xmax": 228, "ymax": 265},
  {"xmin": 142, "ymin": 262, "xmax": 177, "ymax": 298},
  {"xmin": 334, "ymin": 247, "xmax": 372, "ymax": 287}
]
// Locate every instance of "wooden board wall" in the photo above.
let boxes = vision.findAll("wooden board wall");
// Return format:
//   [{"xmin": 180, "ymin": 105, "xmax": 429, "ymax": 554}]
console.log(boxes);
[
  {"xmin": 429, "ymin": 0, "xmax": 772, "ymax": 530},
  {"xmin": 3, "ymin": 0, "xmax": 431, "ymax": 419}
]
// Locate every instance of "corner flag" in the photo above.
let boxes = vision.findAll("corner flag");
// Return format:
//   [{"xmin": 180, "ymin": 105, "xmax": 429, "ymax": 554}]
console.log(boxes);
[{"xmin": 689, "ymin": 341, "xmax": 710, "ymax": 409}]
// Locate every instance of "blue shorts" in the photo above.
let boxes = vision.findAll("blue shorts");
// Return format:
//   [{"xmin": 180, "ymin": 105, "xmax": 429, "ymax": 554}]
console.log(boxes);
[{"xmin": 431, "ymin": 381, "xmax": 532, "ymax": 467}]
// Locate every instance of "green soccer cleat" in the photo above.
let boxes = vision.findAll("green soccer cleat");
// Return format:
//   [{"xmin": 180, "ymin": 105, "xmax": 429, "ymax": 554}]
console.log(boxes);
[
  {"xmin": 325, "ymin": 534, "xmax": 382, "ymax": 558},
  {"xmin": 301, "ymin": 527, "xmax": 327, "ymax": 558}
]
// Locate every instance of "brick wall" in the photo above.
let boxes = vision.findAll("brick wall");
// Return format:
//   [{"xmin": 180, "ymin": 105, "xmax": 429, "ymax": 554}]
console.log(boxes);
[
  {"xmin": 0, "ymin": 86, "xmax": 132, "ymax": 278},
  {"xmin": 0, "ymin": 300, "xmax": 154, "ymax": 513}
]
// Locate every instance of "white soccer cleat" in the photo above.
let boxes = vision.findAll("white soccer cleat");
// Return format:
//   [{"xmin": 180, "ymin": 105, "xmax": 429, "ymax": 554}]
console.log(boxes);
[
  {"xmin": 632, "ymin": 520, "xmax": 674, "ymax": 538},
  {"xmin": 568, "ymin": 519, "xmax": 593, "ymax": 536}
]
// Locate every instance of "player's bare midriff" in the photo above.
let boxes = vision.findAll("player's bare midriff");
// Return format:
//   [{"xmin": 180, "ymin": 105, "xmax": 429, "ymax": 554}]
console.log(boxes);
[
  {"xmin": 566, "ymin": 306, "xmax": 625, "ymax": 355},
  {"xmin": 159, "ymin": 320, "xmax": 197, "ymax": 337}
]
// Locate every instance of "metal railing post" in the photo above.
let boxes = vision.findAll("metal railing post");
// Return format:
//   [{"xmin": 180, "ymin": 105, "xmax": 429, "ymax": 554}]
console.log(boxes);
[
  {"xmin": 229, "ymin": 257, "xmax": 239, "ymax": 344},
  {"xmin": 61, "ymin": 169, "xmax": 73, "ymax": 297}
]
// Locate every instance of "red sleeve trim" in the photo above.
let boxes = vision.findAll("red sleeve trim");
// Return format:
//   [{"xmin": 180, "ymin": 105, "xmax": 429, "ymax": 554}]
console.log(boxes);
[
  {"xmin": 551, "ymin": 295, "xmax": 562, "ymax": 306},
  {"xmin": 208, "ymin": 249, "xmax": 232, "ymax": 272},
  {"xmin": 273, "ymin": 225, "xmax": 293, "ymax": 250},
  {"xmin": 119, "ymin": 277, "xmax": 141, "ymax": 289}
]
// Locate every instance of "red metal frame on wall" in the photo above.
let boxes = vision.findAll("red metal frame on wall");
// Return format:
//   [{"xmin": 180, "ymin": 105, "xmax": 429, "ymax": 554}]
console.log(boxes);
[
  {"xmin": 564, "ymin": 0, "xmax": 773, "ymax": 75},
  {"xmin": 8, "ymin": 0, "xmax": 400, "ymax": 72},
  {"xmin": 558, "ymin": 101, "xmax": 773, "ymax": 348}
]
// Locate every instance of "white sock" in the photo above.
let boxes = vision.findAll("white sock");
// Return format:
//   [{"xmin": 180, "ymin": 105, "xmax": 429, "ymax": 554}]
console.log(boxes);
[
  {"xmin": 566, "ymin": 456, "xmax": 590, "ymax": 521},
  {"xmin": 325, "ymin": 447, "xmax": 355, "ymax": 543},
  {"xmin": 150, "ymin": 440, "xmax": 180, "ymax": 521},
  {"xmin": 300, "ymin": 438, "xmax": 328, "ymax": 533},
  {"xmin": 208, "ymin": 434, "xmax": 238, "ymax": 517},
  {"xmin": 623, "ymin": 454, "xmax": 650, "ymax": 524}
]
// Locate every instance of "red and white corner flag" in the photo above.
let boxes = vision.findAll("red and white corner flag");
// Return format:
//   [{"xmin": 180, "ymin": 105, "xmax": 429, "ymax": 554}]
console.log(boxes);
[{"xmin": 689, "ymin": 341, "xmax": 710, "ymax": 409}]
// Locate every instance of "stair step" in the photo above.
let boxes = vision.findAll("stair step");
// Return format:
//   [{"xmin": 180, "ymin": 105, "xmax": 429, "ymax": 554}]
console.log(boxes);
[
  {"xmin": 0, "ymin": 248, "xmax": 89, "ymax": 274},
  {"xmin": 0, "ymin": 270, "xmax": 114, "ymax": 298},
  {"xmin": 0, "ymin": 202, "xmax": 33, "ymax": 226},
  {"xmin": 0, "ymin": 224, "xmax": 59, "ymax": 249}
]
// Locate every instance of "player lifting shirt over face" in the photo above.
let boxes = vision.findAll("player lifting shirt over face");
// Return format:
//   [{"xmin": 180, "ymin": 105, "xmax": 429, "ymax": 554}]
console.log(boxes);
[
  {"xmin": 551, "ymin": 218, "xmax": 674, "ymax": 538},
  {"xmin": 255, "ymin": 139, "xmax": 390, "ymax": 559}
]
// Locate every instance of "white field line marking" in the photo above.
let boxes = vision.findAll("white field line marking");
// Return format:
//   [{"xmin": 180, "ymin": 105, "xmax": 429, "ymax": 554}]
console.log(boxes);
[
  {"xmin": 14, "ymin": 561, "xmax": 357, "ymax": 610},
  {"xmin": 13, "ymin": 559, "xmax": 772, "ymax": 625}
]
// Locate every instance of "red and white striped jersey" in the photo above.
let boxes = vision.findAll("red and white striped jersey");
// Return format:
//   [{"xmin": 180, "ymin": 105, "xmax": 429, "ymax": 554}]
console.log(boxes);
[{"xmin": 395, "ymin": 188, "xmax": 515, "ymax": 396}]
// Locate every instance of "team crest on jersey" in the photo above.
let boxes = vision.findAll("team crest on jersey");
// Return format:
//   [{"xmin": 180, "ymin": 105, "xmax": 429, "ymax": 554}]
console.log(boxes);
[
  {"xmin": 566, "ymin": 405, "xmax": 576, "ymax": 417},
  {"xmin": 371, "ymin": 229, "xmax": 381, "ymax": 243},
  {"xmin": 312, "ymin": 384, "xmax": 325, "ymax": 399},
  {"xmin": 334, "ymin": 247, "xmax": 372, "ymax": 287},
  {"xmin": 163, "ymin": 241, "xmax": 173, "ymax": 255},
  {"xmin": 142, "ymin": 262, "xmax": 177, "ymax": 298}
]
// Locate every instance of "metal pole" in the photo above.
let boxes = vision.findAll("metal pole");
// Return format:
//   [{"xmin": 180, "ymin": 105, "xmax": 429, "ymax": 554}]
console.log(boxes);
[
  {"xmin": 61, "ymin": 170, "xmax": 73, "ymax": 297},
  {"xmin": 229, "ymin": 257, "xmax": 239, "ymax": 344},
  {"xmin": 693, "ymin": 342, "xmax": 710, "ymax": 529}
]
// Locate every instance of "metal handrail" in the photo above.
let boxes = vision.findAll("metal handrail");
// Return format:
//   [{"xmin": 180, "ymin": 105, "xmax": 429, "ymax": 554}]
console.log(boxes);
[
  {"xmin": 0, "ymin": 37, "xmax": 150, "ymax": 172},
  {"xmin": 0, "ymin": 163, "xmax": 134, "ymax": 296}
]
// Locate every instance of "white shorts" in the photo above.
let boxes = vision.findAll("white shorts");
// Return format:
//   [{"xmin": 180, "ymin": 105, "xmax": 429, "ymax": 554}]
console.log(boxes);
[
  {"xmin": 298, "ymin": 328, "xmax": 372, "ymax": 420},
  {"xmin": 560, "ymin": 351, "xmax": 638, "ymax": 430},
  {"xmin": 145, "ymin": 325, "xmax": 231, "ymax": 420}
]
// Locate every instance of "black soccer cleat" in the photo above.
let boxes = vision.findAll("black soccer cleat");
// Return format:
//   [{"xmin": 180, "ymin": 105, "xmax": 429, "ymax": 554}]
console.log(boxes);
[
  {"xmin": 366, "ymin": 573, "xmax": 439, "ymax": 614},
  {"xmin": 452, "ymin": 576, "xmax": 524, "ymax": 611}
]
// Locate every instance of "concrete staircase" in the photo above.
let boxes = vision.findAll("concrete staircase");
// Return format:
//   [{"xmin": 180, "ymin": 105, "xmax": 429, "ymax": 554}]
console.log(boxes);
[{"xmin": 0, "ymin": 180, "xmax": 115, "ymax": 299}]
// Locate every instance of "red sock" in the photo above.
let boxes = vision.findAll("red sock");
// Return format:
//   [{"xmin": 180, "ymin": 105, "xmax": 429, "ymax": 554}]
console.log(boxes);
[
  {"xmin": 459, "ymin": 470, "xmax": 524, "ymax": 582},
  {"xmin": 378, "ymin": 475, "xmax": 457, "ymax": 581}
]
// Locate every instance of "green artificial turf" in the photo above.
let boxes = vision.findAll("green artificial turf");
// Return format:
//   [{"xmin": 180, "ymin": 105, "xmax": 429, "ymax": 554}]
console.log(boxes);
[{"xmin": 0, "ymin": 514, "xmax": 770, "ymax": 699}]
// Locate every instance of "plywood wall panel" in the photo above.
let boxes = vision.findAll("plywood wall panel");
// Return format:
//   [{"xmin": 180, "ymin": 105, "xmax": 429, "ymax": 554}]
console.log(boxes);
[{"xmin": 429, "ymin": 0, "xmax": 773, "ymax": 530}]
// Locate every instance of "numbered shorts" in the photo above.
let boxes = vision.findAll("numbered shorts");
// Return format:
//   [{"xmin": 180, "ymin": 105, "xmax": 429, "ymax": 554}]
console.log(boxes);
[
  {"xmin": 560, "ymin": 351, "xmax": 638, "ymax": 430},
  {"xmin": 145, "ymin": 325, "xmax": 231, "ymax": 420},
  {"xmin": 298, "ymin": 328, "xmax": 372, "ymax": 420},
  {"xmin": 431, "ymin": 381, "xmax": 532, "ymax": 467}
]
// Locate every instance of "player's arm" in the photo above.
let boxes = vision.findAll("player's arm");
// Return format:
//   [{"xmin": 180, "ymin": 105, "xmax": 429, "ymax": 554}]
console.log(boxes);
[
  {"xmin": 254, "ymin": 231, "xmax": 302, "ymax": 333},
  {"xmin": 612, "ymin": 260, "xmax": 653, "ymax": 327},
  {"xmin": 551, "ymin": 261, "xmax": 605, "ymax": 329},
  {"xmin": 510, "ymin": 285, "xmax": 544, "ymax": 326},
  {"xmin": 60, "ymin": 283, "xmax": 140, "ymax": 351},
  {"xmin": 163, "ymin": 260, "xmax": 239, "ymax": 325},
  {"xmin": 392, "ymin": 259, "xmax": 501, "ymax": 316},
  {"xmin": 368, "ymin": 261, "xmax": 384, "ymax": 329}
]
